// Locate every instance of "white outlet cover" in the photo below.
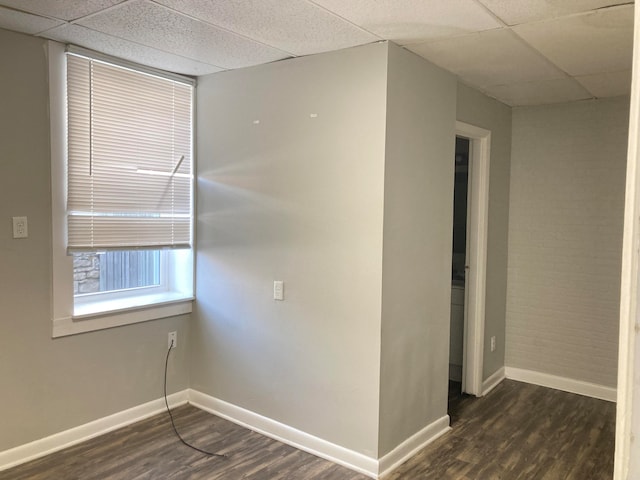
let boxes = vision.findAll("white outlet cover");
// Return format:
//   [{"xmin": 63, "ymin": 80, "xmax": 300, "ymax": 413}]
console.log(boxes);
[
  {"xmin": 274, "ymin": 280, "xmax": 284, "ymax": 300},
  {"xmin": 12, "ymin": 216, "xmax": 28, "ymax": 238}
]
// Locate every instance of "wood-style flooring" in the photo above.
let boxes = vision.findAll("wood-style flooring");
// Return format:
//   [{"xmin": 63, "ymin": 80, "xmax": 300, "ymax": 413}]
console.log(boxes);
[
  {"xmin": 386, "ymin": 380, "xmax": 615, "ymax": 479},
  {"xmin": 0, "ymin": 380, "xmax": 615, "ymax": 479}
]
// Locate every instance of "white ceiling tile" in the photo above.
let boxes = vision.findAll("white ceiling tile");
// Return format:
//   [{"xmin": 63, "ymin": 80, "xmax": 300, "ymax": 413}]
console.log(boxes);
[
  {"xmin": 0, "ymin": 0, "xmax": 631, "ymax": 107},
  {"xmin": 483, "ymin": 78, "xmax": 592, "ymax": 106},
  {"xmin": 43, "ymin": 24, "xmax": 222, "ymax": 76},
  {"xmin": 407, "ymin": 28, "xmax": 565, "ymax": 88},
  {"xmin": 477, "ymin": 0, "xmax": 633, "ymax": 26},
  {"xmin": 0, "ymin": 6, "xmax": 63, "ymax": 34},
  {"xmin": 0, "ymin": 0, "xmax": 125, "ymax": 21},
  {"xmin": 155, "ymin": 0, "xmax": 378, "ymax": 56},
  {"xmin": 576, "ymin": 69, "xmax": 632, "ymax": 98},
  {"xmin": 308, "ymin": 0, "xmax": 502, "ymax": 45},
  {"xmin": 513, "ymin": 5, "xmax": 634, "ymax": 76},
  {"xmin": 77, "ymin": 0, "xmax": 291, "ymax": 69}
]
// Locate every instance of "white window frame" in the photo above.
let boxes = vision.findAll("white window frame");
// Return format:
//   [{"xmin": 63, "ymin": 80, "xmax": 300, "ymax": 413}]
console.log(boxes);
[{"xmin": 49, "ymin": 42, "xmax": 195, "ymax": 338}]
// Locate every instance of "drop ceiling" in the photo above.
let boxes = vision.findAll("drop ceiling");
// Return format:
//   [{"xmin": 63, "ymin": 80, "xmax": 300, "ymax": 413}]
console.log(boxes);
[{"xmin": 0, "ymin": 0, "xmax": 634, "ymax": 106}]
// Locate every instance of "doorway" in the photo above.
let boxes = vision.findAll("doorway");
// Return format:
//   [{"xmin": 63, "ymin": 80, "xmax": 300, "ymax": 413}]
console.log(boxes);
[
  {"xmin": 449, "ymin": 136, "xmax": 469, "ymax": 402},
  {"xmin": 451, "ymin": 122, "xmax": 491, "ymax": 399}
]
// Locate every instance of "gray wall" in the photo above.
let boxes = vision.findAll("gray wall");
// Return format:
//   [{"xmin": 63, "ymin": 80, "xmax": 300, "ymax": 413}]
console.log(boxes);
[
  {"xmin": 506, "ymin": 97, "xmax": 629, "ymax": 387},
  {"xmin": 193, "ymin": 43, "xmax": 389, "ymax": 458},
  {"xmin": 378, "ymin": 44, "xmax": 456, "ymax": 456},
  {"xmin": 0, "ymin": 29, "xmax": 191, "ymax": 452},
  {"xmin": 0, "ymin": 31, "xmax": 499, "ymax": 461},
  {"xmin": 456, "ymin": 83, "xmax": 512, "ymax": 381},
  {"xmin": 3, "ymin": 23, "xmax": 630, "ymax": 464}
]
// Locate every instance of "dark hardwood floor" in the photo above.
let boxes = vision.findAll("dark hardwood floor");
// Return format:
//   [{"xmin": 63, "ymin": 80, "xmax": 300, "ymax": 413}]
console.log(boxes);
[
  {"xmin": 387, "ymin": 380, "xmax": 615, "ymax": 479},
  {"xmin": 0, "ymin": 380, "xmax": 615, "ymax": 479},
  {"xmin": 0, "ymin": 404, "xmax": 368, "ymax": 480}
]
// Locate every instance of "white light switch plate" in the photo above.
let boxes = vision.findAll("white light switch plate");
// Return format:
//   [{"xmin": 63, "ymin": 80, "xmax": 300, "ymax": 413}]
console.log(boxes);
[{"xmin": 12, "ymin": 216, "xmax": 28, "ymax": 238}]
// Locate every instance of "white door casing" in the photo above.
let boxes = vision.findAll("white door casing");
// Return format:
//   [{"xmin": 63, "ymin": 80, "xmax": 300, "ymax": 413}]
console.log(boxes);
[
  {"xmin": 614, "ymin": 2, "xmax": 640, "ymax": 478},
  {"xmin": 455, "ymin": 121, "xmax": 491, "ymax": 397}
]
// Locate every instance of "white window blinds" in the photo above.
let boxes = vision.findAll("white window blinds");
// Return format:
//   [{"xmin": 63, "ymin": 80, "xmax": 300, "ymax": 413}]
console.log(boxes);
[{"xmin": 66, "ymin": 53, "xmax": 193, "ymax": 252}]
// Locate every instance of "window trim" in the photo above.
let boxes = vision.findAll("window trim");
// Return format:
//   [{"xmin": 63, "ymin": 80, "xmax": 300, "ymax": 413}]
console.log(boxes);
[{"xmin": 49, "ymin": 41, "xmax": 195, "ymax": 338}]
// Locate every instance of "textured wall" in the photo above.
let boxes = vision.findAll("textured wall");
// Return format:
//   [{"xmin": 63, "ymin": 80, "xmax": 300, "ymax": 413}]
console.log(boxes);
[
  {"xmin": 0, "ymin": 30, "xmax": 191, "ymax": 452},
  {"xmin": 506, "ymin": 97, "xmax": 629, "ymax": 387}
]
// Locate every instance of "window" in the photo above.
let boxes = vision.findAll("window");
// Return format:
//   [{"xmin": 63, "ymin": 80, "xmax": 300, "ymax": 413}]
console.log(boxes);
[
  {"xmin": 50, "ymin": 43, "xmax": 195, "ymax": 337},
  {"xmin": 73, "ymin": 251, "xmax": 161, "ymax": 295}
]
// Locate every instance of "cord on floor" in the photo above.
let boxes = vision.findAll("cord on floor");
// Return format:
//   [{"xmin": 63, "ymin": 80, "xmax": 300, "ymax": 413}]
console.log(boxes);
[{"xmin": 164, "ymin": 340, "xmax": 227, "ymax": 458}]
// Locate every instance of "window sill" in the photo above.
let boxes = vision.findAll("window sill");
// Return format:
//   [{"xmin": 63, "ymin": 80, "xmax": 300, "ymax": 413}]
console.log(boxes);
[{"xmin": 52, "ymin": 293, "xmax": 194, "ymax": 338}]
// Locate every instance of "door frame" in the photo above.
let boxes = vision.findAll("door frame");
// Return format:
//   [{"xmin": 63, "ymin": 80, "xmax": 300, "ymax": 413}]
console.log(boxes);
[
  {"xmin": 455, "ymin": 121, "xmax": 491, "ymax": 397},
  {"xmin": 614, "ymin": 2, "xmax": 640, "ymax": 477}
]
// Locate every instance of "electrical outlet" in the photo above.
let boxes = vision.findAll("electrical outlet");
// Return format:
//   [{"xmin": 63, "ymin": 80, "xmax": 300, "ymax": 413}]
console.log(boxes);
[
  {"xmin": 490, "ymin": 336, "xmax": 496, "ymax": 352},
  {"xmin": 12, "ymin": 216, "xmax": 28, "ymax": 238},
  {"xmin": 168, "ymin": 331, "xmax": 177, "ymax": 349},
  {"xmin": 273, "ymin": 280, "xmax": 284, "ymax": 301}
]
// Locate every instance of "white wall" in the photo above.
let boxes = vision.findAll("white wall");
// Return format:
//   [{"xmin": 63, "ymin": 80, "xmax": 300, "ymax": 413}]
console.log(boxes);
[
  {"xmin": 378, "ymin": 43, "xmax": 456, "ymax": 456},
  {"xmin": 456, "ymin": 83, "xmax": 512, "ymax": 381},
  {"xmin": 0, "ymin": 29, "xmax": 191, "ymax": 452},
  {"xmin": 193, "ymin": 43, "xmax": 389, "ymax": 458},
  {"xmin": 507, "ymin": 97, "xmax": 629, "ymax": 387}
]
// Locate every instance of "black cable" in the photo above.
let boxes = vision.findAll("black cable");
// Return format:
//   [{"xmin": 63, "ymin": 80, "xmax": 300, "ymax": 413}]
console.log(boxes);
[{"xmin": 164, "ymin": 340, "xmax": 227, "ymax": 458}]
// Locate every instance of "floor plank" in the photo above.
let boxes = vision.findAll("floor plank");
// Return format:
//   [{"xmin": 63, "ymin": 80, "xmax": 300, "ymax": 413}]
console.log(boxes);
[{"xmin": 0, "ymin": 380, "xmax": 615, "ymax": 479}]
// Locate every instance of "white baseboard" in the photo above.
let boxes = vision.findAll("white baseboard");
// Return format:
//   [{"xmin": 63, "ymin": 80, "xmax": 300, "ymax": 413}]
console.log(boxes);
[
  {"xmin": 2, "ymin": 389, "xmax": 453, "ymax": 479},
  {"xmin": 378, "ymin": 416, "xmax": 450, "ymax": 478},
  {"xmin": 482, "ymin": 367, "xmax": 505, "ymax": 396},
  {"xmin": 505, "ymin": 367, "xmax": 616, "ymax": 402},
  {"xmin": 0, "ymin": 390, "xmax": 188, "ymax": 472},
  {"xmin": 188, "ymin": 389, "xmax": 379, "ymax": 478}
]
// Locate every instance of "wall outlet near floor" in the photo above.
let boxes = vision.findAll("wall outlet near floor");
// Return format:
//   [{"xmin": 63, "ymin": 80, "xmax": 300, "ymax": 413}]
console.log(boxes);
[
  {"xmin": 490, "ymin": 336, "xmax": 496, "ymax": 352},
  {"xmin": 168, "ymin": 331, "xmax": 177, "ymax": 349}
]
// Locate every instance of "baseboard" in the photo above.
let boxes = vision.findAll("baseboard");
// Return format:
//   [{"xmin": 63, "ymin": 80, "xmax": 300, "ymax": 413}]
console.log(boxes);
[
  {"xmin": 482, "ymin": 367, "xmax": 505, "ymax": 396},
  {"xmin": 0, "ymin": 390, "xmax": 188, "ymax": 472},
  {"xmin": 505, "ymin": 367, "xmax": 616, "ymax": 402},
  {"xmin": 2, "ymin": 388, "xmax": 454, "ymax": 479},
  {"xmin": 188, "ymin": 389, "xmax": 379, "ymax": 478},
  {"xmin": 378, "ymin": 415, "xmax": 450, "ymax": 478}
]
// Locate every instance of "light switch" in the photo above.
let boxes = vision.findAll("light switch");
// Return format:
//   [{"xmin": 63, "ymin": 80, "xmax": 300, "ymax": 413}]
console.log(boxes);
[
  {"xmin": 274, "ymin": 281, "xmax": 284, "ymax": 301},
  {"xmin": 12, "ymin": 216, "xmax": 28, "ymax": 238}
]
